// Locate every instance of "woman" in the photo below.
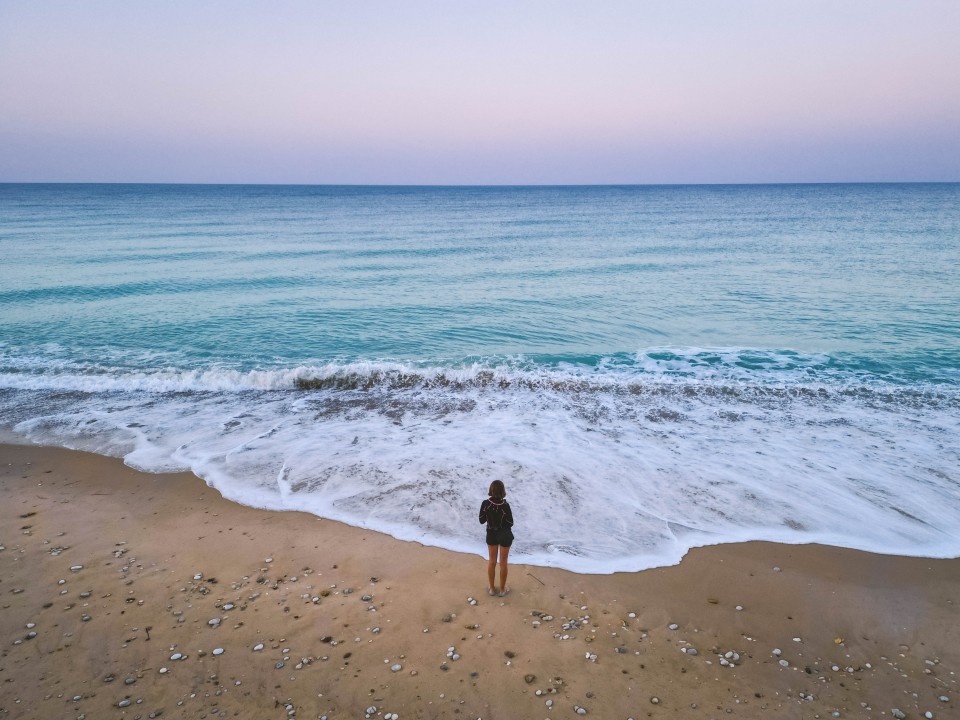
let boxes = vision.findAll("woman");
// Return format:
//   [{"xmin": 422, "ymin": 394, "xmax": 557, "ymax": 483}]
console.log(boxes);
[{"xmin": 479, "ymin": 479, "xmax": 514, "ymax": 597}]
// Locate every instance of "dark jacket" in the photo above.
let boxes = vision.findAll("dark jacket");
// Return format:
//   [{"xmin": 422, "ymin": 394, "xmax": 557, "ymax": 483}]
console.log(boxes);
[{"xmin": 479, "ymin": 497, "xmax": 514, "ymax": 529}]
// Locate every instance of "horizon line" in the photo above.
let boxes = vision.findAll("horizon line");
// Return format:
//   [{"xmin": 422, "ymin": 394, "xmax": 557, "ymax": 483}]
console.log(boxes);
[{"xmin": 2, "ymin": 180, "xmax": 959, "ymax": 188}]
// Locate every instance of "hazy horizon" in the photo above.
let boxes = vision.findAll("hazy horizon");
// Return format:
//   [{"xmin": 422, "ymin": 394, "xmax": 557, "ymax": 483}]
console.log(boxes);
[
  {"xmin": 3, "ymin": 180, "xmax": 960, "ymax": 188},
  {"xmin": 2, "ymin": 1, "xmax": 959, "ymax": 185}
]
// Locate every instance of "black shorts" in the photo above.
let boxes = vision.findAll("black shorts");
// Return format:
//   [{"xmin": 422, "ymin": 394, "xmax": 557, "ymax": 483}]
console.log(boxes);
[{"xmin": 486, "ymin": 526, "xmax": 514, "ymax": 548}]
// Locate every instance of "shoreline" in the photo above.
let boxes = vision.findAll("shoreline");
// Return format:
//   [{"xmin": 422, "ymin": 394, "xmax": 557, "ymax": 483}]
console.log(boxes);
[{"xmin": 2, "ymin": 443, "xmax": 958, "ymax": 719}]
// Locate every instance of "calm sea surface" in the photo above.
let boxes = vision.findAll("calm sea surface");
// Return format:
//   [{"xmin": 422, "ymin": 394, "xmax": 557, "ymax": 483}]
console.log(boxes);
[{"xmin": 1, "ymin": 183, "xmax": 958, "ymax": 571}]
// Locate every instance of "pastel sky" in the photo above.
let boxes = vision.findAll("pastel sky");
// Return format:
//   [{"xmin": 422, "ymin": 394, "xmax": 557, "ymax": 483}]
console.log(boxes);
[{"xmin": 2, "ymin": 1, "xmax": 959, "ymax": 184}]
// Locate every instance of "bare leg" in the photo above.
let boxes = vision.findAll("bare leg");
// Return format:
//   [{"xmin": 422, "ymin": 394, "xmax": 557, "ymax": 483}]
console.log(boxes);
[
  {"xmin": 498, "ymin": 545, "xmax": 510, "ymax": 594},
  {"xmin": 487, "ymin": 545, "xmax": 498, "ymax": 593}
]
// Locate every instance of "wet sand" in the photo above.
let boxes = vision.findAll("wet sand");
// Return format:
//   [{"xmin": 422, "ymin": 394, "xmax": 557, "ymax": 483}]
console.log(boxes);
[{"xmin": 1, "ymin": 443, "xmax": 958, "ymax": 720}]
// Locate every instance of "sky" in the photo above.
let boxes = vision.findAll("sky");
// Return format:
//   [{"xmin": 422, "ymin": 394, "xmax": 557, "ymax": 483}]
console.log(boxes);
[{"xmin": 1, "ymin": 1, "xmax": 959, "ymax": 184}]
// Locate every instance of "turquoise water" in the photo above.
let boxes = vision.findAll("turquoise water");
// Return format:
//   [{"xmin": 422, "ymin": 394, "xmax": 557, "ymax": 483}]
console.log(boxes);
[{"xmin": 1, "ymin": 183, "xmax": 958, "ymax": 571}]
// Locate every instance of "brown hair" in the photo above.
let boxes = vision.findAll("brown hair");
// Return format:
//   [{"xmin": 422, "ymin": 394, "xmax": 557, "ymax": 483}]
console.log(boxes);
[{"xmin": 488, "ymin": 480, "xmax": 506, "ymax": 500}]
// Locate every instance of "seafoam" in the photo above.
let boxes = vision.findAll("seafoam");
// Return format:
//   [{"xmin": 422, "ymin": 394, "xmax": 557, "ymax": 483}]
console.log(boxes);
[{"xmin": 2, "ymin": 347, "xmax": 958, "ymax": 573}]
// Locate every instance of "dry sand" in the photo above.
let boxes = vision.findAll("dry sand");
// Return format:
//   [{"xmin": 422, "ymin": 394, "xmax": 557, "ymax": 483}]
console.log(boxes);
[{"xmin": 1, "ymin": 443, "xmax": 958, "ymax": 720}]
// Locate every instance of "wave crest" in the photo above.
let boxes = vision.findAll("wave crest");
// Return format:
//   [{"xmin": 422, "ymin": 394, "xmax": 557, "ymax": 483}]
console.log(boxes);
[{"xmin": 1, "ymin": 346, "xmax": 957, "ymax": 407}]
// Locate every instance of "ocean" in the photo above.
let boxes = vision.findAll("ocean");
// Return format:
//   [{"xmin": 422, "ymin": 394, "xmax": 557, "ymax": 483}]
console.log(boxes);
[{"xmin": 1, "ymin": 183, "xmax": 958, "ymax": 573}]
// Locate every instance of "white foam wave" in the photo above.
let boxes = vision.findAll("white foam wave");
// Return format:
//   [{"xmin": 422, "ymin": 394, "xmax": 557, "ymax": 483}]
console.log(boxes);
[
  {"xmin": 0, "ymin": 346, "xmax": 951, "ymax": 397},
  {"xmin": 2, "ymin": 350, "xmax": 958, "ymax": 573}
]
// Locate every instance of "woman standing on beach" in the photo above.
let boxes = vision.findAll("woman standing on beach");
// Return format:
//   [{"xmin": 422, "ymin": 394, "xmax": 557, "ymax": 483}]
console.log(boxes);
[{"xmin": 479, "ymin": 480, "xmax": 514, "ymax": 597}]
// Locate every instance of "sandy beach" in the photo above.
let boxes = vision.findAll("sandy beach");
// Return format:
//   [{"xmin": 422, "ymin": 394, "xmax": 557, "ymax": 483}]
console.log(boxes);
[{"xmin": 1, "ymin": 443, "xmax": 958, "ymax": 720}]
